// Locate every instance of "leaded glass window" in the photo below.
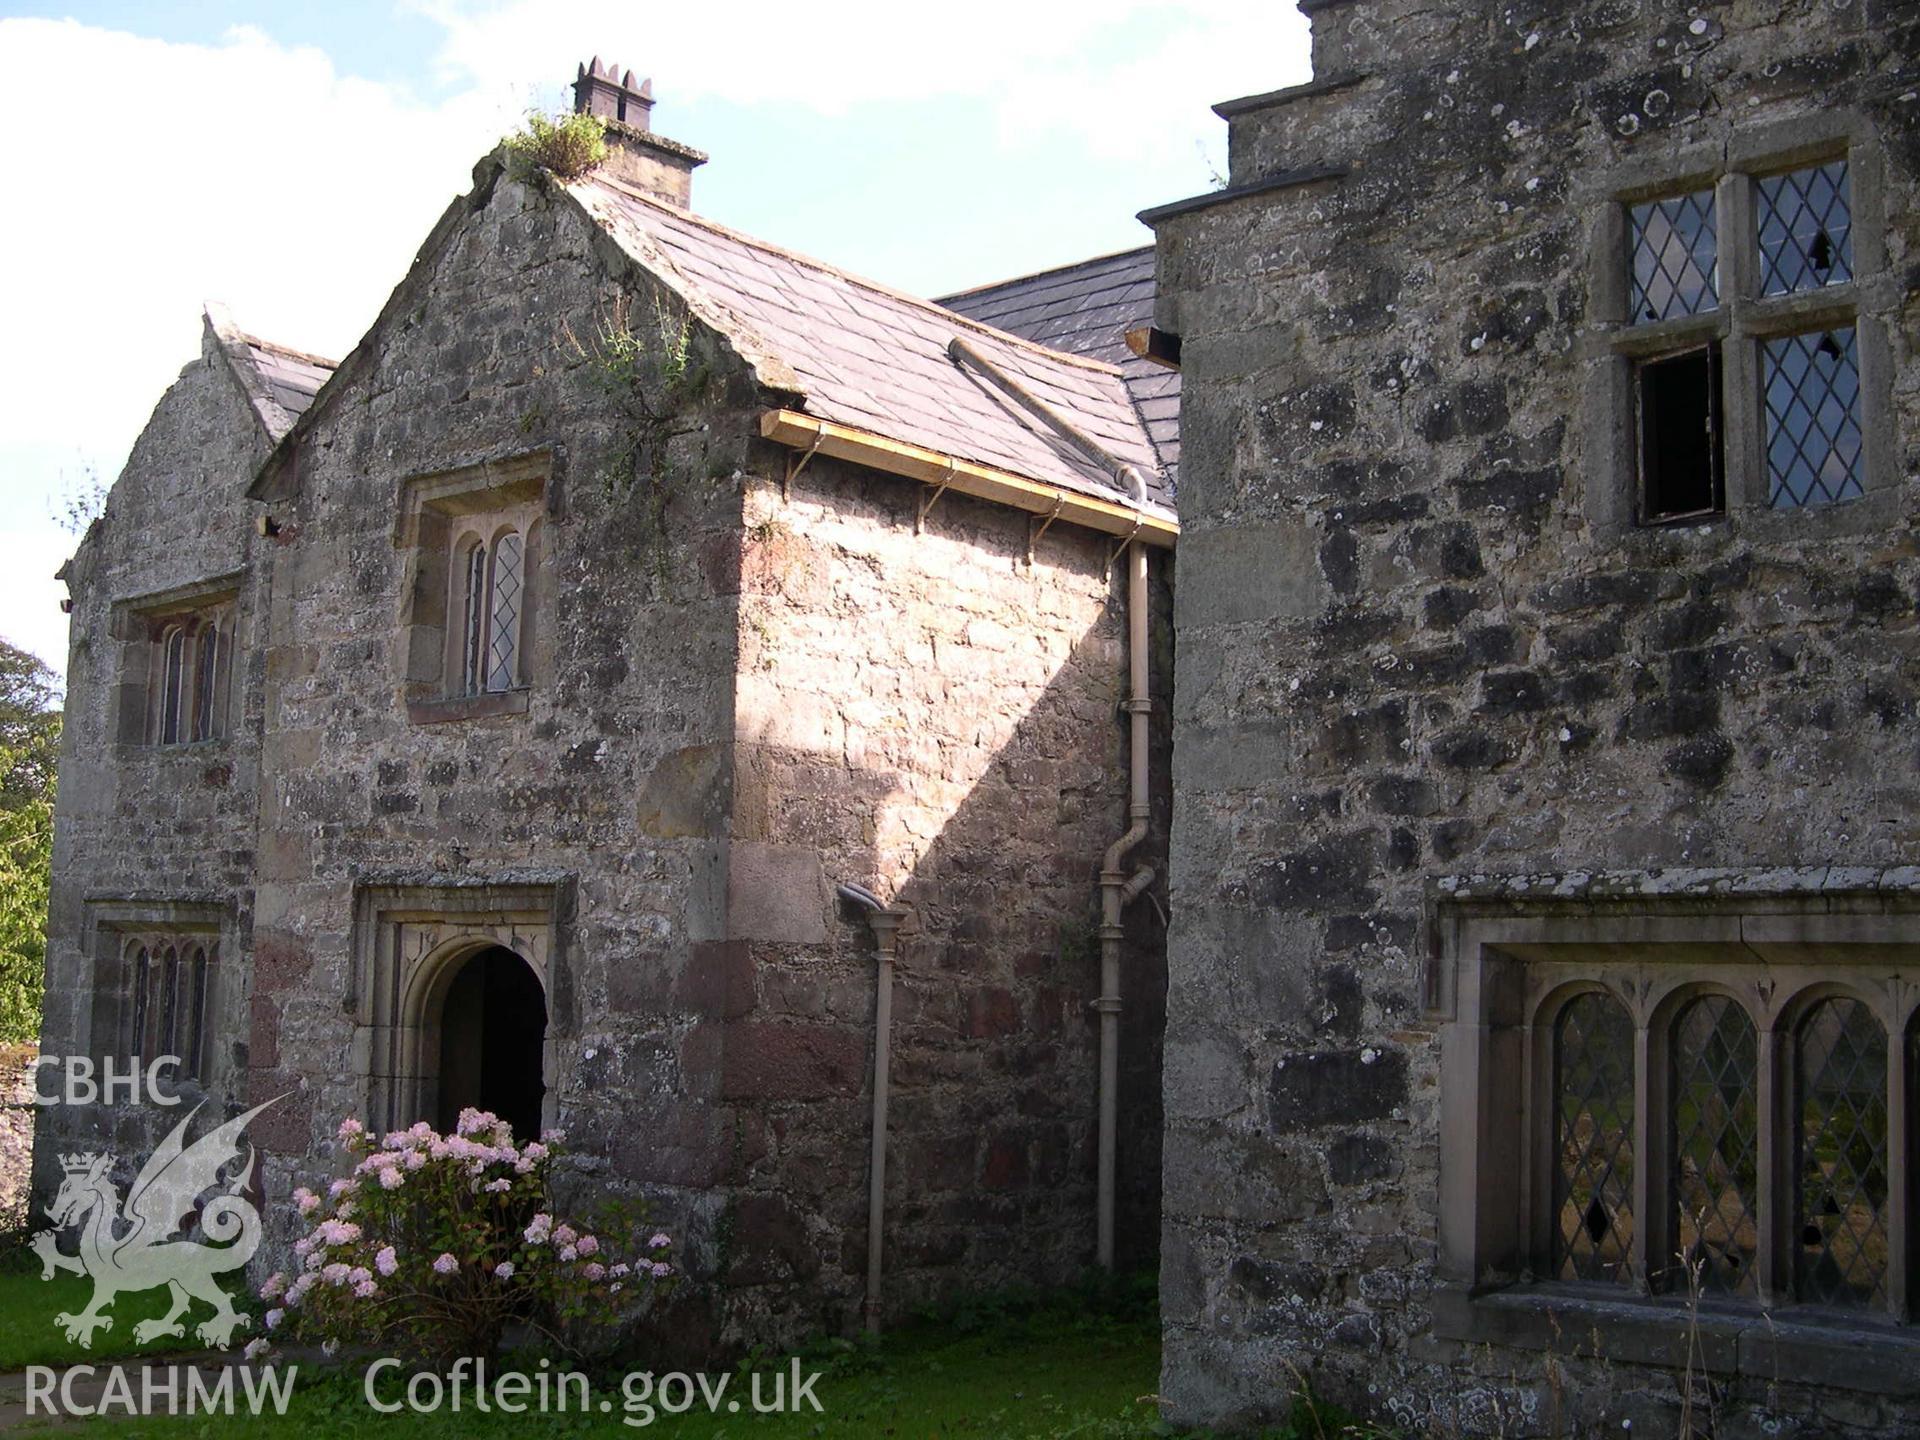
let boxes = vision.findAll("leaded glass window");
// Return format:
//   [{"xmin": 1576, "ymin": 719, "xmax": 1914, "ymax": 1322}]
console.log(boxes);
[
  {"xmin": 1758, "ymin": 162, "xmax": 1852, "ymax": 296},
  {"xmin": 129, "ymin": 945, "xmax": 150, "ymax": 1056},
  {"xmin": 1763, "ymin": 327, "xmax": 1864, "ymax": 509},
  {"xmin": 159, "ymin": 627, "xmax": 187, "ymax": 744},
  {"xmin": 187, "ymin": 946, "xmax": 210, "ymax": 1079},
  {"xmin": 158, "ymin": 946, "xmax": 179, "ymax": 1059},
  {"xmin": 1795, "ymin": 997, "xmax": 1889, "ymax": 1308},
  {"xmin": 485, "ymin": 530, "xmax": 525, "ymax": 693},
  {"xmin": 191, "ymin": 623, "xmax": 221, "ymax": 742},
  {"xmin": 461, "ymin": 542, "xmax": 488, "ymax": 695},
  {"xmin": 1553, "ymin": 992, "xmax": 1636, "ymax": 1284},
  {"xmin": 1628, "ymin": 190, "xmax": 1719, "ymax": 324},
  {"xmin": 1671, "ymin": 996, "xmax": 1759, "ymax": 1296}
]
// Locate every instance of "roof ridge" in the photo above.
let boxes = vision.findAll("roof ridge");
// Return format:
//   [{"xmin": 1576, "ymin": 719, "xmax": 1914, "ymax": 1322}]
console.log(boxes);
[
  {"xmin": 242, "ymin": 333, "xmax": 339, "ymax": 371},
  {"xmin": 934, "ymin": 244, "xmax": 1155, "ymax": 304},
  {"xmin": 579, "ymin": 172, "xmax": 1126, "ymax": 379}
]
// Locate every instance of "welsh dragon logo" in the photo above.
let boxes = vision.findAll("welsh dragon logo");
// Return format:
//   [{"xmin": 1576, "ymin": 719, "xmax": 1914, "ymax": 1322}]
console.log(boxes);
[{"xmin": 30, "ymin": 1097, "xmax": 281, "ymax": 1349}]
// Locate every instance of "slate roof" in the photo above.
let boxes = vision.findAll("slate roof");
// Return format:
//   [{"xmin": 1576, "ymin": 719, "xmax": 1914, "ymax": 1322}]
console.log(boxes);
[
  {"xmin": 938, "ymin": 248, "xmax": 1179, "ymax": 487},
  {"xmin": 245, "ymin": 339, "xmax": 333, "ymax": 429},
  {"xmin": 570, "ymin": 176, "xmax": 1172, "ymax": 513},
  {"xmin": 203, "ymin": 302, "xmax": 336, "ymax": 443}
]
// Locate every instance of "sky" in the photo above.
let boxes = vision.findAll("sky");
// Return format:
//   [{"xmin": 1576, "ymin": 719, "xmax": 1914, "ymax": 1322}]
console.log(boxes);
[{"xmin": 0, "ymin": 2, "xmax": 1311, "ymax": 682}]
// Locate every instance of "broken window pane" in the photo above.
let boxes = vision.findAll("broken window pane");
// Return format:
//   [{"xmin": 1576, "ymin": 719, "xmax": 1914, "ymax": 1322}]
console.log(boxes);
[
  {"xmin": 1637, "ymin": 344, "xmax": 1724, "ymax": 522},
  {"xmin": 1758, "ymin": 161, "xmax": 1852, "ymax": 296},
  {"xmin": 1796, "ymin": 997, "xmax": 1888, "ymax": 1308},
  {"xmin": 1671, "ymin": 996, "xmax": 1759, "ymax": 1296},
  {"xmin": 1763, "ymin": 327, "xmax": 1863, "ymax": 508},
  {"xmin": 1628, "ymin": 190, "xmax": 1719, "ymax": 323},
  {"xmin": 1554, "ymin": 991, "xmax": 1636, "ymax": 1284}
]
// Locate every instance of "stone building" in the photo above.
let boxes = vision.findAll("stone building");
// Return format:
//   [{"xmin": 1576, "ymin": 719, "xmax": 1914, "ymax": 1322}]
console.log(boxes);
[
  {"xmin": 37, "ymin": 64, "xmax": 1178, "ymax": 1344},
  {"xmin": 1147, "ymin": 0, "xmax": 1919, "ymax": 1434}
]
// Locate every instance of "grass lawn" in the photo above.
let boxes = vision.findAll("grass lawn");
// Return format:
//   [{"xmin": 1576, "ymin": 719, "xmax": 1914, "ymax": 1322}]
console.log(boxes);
[
  {"xmin": 0, "ymin": 1262, "xmax": 222, "ymax": 1371},
  {"xmin": 88, "ymin": 1305, "xmax": 1166, "ymax": 1438}
]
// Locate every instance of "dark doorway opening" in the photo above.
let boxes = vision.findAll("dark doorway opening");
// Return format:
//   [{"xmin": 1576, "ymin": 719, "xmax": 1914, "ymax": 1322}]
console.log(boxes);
[{"xmin": 437, "ymin": 946, "xmax": 547, "ymax": 1140}]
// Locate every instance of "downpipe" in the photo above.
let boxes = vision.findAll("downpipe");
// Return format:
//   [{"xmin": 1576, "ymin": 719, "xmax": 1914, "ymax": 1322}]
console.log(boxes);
[
  {"xmin": 840, "ymin": 883, "xmax": 907, "ymax": 1331},
  {"xmin": 1097, "ymin": 539, "xmax": 1153, "ymax": 1271}
]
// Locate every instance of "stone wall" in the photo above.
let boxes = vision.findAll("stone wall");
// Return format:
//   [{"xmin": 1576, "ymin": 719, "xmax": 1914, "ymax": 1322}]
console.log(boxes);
[
  {"xmin": 43, "ymin": 150, "xmax": 1171, "ymax": 1349},
  {"xmin": 715, "ymin": 458, "xmax": 1171, "ymax": 1333},
  {"xmin": 1152, "ymin": 0, "xmax": 1919, "ymax": 1434},
  {"xmin": 35, "ymin": 326, "xmax": 272, "ymax": 1179}
]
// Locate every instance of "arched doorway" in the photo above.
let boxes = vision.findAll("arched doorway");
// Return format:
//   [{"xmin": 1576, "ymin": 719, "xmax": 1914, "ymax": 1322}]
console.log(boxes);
[{"xmin": 434, "ymin": 945, "xmax": 548, "ymax": 1140}]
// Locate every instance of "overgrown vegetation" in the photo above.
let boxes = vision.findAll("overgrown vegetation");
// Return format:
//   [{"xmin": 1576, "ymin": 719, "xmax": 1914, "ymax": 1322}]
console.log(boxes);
[
  {"xmin": 503, "ymin": 110, "xmax": 609, "ymax": 181},
  {"xmin": 564, "ymin": 295, "xmax": 723, "ymax": 585},
  {"xmin": 0, "ymin": 639, "xmax": 57, "ymax": 1044}
]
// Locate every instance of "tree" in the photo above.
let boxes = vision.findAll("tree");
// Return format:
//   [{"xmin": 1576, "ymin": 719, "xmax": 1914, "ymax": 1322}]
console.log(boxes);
[{"xmin": 0, "ymin": 639, "xmax": 58, "ymax": 1043}]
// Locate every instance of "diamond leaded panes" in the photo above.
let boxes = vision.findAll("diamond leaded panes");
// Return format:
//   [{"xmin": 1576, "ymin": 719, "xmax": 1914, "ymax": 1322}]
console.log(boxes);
[
  {"xmin": 1763, "ymin": 328, "xmax": 1863, "ymax": 508},
  {"xmin": 1758, "ymin": 162, "xmax": 1852, "ymax": 296},
  {"xmin": 1628, "ymin": 190, "xmax": 1719, "ymax": 323},
  {"xmin": 1795, "ymin": 997, "xmax": 1889, "ymax": 1308},
  {"xmin": 1554, "ymin": 992, "xmax": 1636, "ymax": 1284},
  {"xmin": 485, "ymin": 531, "xmax": 525, "ymax": 693},
  {"xmin": 1671, "ymin": 996, "xmax": 1759, "ymax": 1296}
]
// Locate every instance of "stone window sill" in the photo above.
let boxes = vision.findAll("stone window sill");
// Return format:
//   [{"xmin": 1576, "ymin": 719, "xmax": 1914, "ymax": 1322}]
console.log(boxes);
[
  {"xmin": 407, "ymin": 689, "xmax": 531, "ymax": 726},
  {"xmin": 1432, "ymin": 1284, "xmax": 1920, "ymax": 1397}
]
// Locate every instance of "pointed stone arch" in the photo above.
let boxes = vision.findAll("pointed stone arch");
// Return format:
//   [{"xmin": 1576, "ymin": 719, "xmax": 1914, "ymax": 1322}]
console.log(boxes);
[{"xmin": 351, "ymin": 880, "xmax": 571, "ymax": 1135}]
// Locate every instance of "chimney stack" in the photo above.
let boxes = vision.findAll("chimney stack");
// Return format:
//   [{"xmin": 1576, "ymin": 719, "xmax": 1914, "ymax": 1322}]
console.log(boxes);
[{"xmin": 572, "ymin": 58, "xmax": 706, "ymax": 210}]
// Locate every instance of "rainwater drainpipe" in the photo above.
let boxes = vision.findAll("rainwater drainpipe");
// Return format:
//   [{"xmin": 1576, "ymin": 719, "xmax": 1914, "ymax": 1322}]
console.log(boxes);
[
  {"xmin": 839, "ymin": 882, "xmax": 907, "ymax": 1331},
  {"xmin": 1097, "ymin": 537, "xmax": 1154, "ymax": 1271},
  {"xmin": 943, "ymin": 334, "xmax": 1158, "ymax": 1270}
]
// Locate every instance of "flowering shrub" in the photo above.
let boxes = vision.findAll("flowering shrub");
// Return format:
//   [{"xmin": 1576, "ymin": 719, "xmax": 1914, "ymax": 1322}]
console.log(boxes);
[{"xmin": 251, "ymin": 1109, "xmax": 671, "ymax": 1364}]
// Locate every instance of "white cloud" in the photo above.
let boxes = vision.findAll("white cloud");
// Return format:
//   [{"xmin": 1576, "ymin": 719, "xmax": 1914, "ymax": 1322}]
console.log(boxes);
[
  {"xmin": 415, "ymin": 0, "xmax": 1308, "ymax": 161},
  {"xmin": 0, "ymin": 18, "xmax": 527, "ymax": 672},
  {"xmin": 0, "ymin": 6, "xmax": 1310, "ymax": 674}
]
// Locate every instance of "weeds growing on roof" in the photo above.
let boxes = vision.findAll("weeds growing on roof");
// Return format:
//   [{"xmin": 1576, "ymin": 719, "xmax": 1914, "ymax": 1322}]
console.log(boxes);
[{"xmin": 503, "ymin": 110, "xmax": 608, "ymax": 181}]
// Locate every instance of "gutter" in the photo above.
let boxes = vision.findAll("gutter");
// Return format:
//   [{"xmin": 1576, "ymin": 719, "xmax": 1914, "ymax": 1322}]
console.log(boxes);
[{"xmin": 757, "ymin": 410, "xmax": 1177, "ymax": 548}]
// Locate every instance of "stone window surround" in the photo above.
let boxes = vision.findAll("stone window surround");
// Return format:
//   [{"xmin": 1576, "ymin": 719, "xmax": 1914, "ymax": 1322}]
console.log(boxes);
[
  {"xmin": 83, "ymin": 899, "xmax": 231, "ymax": 1089},
  {"xmin": 1581, "ymin": 111, "xmax": 1899, "ymax": 541},
  {"xmin": 109, "ymin": 574, "xmax": 243, "ymax": 747},
  {"xmin": 349, "ymin": 877, "xmax": 574, "ymax": 1136},
  {"xmin": 393, "ymin": 448, "xmax": 556, "ymax": 726},
  {"xmin": 1427, "ymin": 871, "xmax": 1920, "ymax": 1392}
]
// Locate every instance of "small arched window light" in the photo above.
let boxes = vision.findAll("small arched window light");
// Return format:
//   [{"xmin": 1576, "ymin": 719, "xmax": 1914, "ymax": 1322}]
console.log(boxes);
[
  {"xmin": 158, "ymin": 626, "xmax": 188, "ymax": 744},
  {"xmin": 191, "ymin": 621, "xmax": 221, "ymax": 742},
  {"xmin": 158, "ymin": 946, "xmax": 180, "ymax": 1059},
  {"xmin": 129, "ymin": 944, "xmax": 151, "ymax": 1057},
  {"xmin": 186, "ymin": 945, "xmax": 211, "ymax": 1079},
  {"xmin": 457, "ymin": 528, "xmax": 527, "ymax": 696}
]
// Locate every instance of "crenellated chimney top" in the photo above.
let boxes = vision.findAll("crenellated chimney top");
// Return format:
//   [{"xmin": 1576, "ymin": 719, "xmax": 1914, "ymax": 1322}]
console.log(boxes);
[{"xmin": 572, "ymin": 58, "xmax": 706, "ymax": 210}]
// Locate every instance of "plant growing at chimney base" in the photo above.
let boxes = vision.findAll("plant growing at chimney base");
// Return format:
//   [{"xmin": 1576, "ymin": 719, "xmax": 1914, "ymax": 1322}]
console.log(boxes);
[{"xmin": 504, "ymin": 111, "xmax": 608, "ymax": 181}]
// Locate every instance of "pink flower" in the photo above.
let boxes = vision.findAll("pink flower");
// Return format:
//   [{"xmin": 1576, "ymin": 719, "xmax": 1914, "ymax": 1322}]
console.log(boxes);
[
  {"xmin": 649, "ymin": 1233, "xmax": 670, "ymax": 1249},
  {"xmin": 375, "ymin": 1246, "xmax": 398, "ymax": 1277},
  {"xmin": 558, "ymin": 1244, "xmax": 577, "ymax": 1263},
  {"xmin": 354, "ymin": 1279, "xmax": 378, "ymax": 1299},
  {"xmin": 322, "ymin": 1262, "xmax": 351, "ymax": 1286},
  {"xmin": 265, "ymin": 1308, "xmax": 285, "ymax": 1330},
  {"xmin": 433, "ymin": 1253, "xmax": 458, "ymax": 1276},
  {"xmin": 522, "ymin": 1142, "xmax": 549, "ymax": 1162},
  {"xmin": 582, "ymin": 1262, "xmax": 606, "ymax": 1281},
  {"xmin": 576, "ymin": 1235, "xmax": 599, "ymax": 1256},
  {"xmin": 553, "ymin": 1224, "xmax": 577, "ymax": 1246},
  {"xmin": 287, "ymin": 1275, "xmax": 314, "ymax": 1305},
  {"xmin": 524, "ymin": 1214, "xmax": 552, "ymax": 1245},
  {"xmin": 328, "ymin": 1178, "xmax": 354, "ymax": 1200},
  {"xmin": 484, "ymin": 1178, "xmax": 511, "ymax": 1193},
  {"xmin": 260, "ymin": 1272, "xmax": 286, "ymax": 1300},
  {"xmin": 494, "ymin": 1261, "xmax": 516, "ymax": 1281},
  {"xmin": 541, "ymin": 1128, "xmax": 566, "ymax": 1145},
  {"xmin": 292, "ymin": 1188, "xmax": 320, "ymax": 1217},
  {"xmin": 456, "ymin": 1107, "xmax": 494, "ymax": 1137},
  {"xmin": 404, "ymin": 1150, "xmax": 426, "ymax": 1170},
  {"xmin": 337, "ymin": 1117, "xmax": 365, "ymax": 1143},
  {"xmin": 650, "ymin": 1262, "xmax": 672, "ymax": 1278},
  {"xmin": 379, "ymin": 1167, "xmax": 405, "ymax": 1190},
  {"xmin": 609, "ymin": 1263, "xmax": 630, "ymax": 1278},
  {"xmin": 294, "ymin": 1237, "xmax": 314, "ymax": 1258}
]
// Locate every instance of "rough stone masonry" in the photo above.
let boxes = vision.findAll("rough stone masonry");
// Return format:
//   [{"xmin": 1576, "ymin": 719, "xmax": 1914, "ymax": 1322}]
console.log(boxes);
[{"xmin": 1148, "ymin": 0, "xmax": 1919, "ymax": 1435}]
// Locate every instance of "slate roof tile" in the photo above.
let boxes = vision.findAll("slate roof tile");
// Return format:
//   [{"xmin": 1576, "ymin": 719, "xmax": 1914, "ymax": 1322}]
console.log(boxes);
[
  {"xmin": 571, "ymin": 176, "xmax": 1170, "ymax": 513},
  {"xmin": 936, "ymin": 247, "xmax": 1180, "ymax": 486}
]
